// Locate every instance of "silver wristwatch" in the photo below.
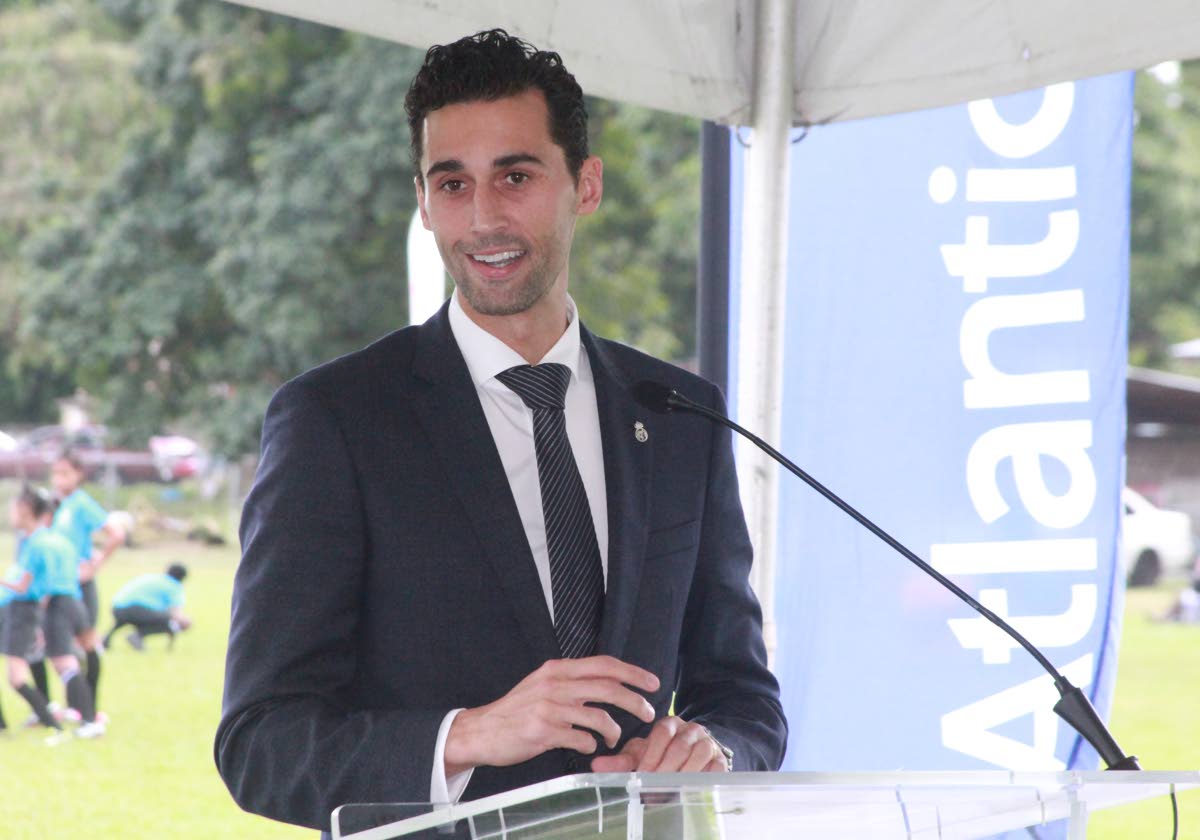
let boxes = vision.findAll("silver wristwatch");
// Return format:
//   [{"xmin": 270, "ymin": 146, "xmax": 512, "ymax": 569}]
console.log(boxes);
[{"xmin": 701, "ymin": 726, "xmax": 735, "ymax": 770}]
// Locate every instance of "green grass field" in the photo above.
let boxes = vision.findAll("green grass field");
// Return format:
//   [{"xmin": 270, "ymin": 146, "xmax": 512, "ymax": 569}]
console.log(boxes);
[
  {"xmin": 1089, "ymin": 582, "xmax": 1200, "ymax": 839},
  {"xmin": 1, "ymin": 527, "xmax": 1197, "ymax": 838},
  {"xmin": 0, "ymin": 534, "xmax": 309, "ymax": 839}
]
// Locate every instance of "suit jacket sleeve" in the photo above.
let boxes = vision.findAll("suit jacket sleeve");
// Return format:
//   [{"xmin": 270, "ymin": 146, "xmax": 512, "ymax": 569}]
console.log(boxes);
[
  {"xmin": 673, "ymin": 383, "xmax": 788, "ymax": 770},
  {"xmin": 214, "ymin": 379, "xmax": 446, "ymax": 831}
]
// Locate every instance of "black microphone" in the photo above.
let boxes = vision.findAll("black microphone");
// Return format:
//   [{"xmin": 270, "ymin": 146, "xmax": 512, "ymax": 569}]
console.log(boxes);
[{"xmin": 633, "ymin": 379, "xmax": 1141, "ymax": 772}]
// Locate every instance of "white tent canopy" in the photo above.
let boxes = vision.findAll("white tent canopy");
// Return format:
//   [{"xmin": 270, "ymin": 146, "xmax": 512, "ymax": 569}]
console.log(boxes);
[{"xmin": 226, "ymin": 0, "xmax": 1200, "ymax": 126}]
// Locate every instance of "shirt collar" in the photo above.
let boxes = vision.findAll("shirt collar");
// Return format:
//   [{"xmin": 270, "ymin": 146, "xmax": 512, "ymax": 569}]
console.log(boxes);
[{"xmin": 448, "ymin": 293, "xmax": 584, "ymax": 387}]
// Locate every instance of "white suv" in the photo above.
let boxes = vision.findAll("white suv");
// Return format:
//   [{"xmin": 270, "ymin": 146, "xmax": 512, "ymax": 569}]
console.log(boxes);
[{"xmin": 1122, "ymin": 488, "xmax": 1196, "ymax": 587}]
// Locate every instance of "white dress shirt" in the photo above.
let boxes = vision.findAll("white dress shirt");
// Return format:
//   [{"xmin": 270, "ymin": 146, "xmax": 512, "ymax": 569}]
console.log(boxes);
[{"xmin": 429, "ymin": 293, "xmax": 609, "ymax": 803}]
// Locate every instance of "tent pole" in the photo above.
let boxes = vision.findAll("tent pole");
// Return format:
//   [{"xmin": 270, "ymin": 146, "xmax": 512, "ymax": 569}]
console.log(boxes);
[
  {"xmin": 697, "ymin": 121, "xmax": 731, "ymax": 392},
  {"xmin": 736, "ymin": 0, "xmax": 796, "ymax": 662}
]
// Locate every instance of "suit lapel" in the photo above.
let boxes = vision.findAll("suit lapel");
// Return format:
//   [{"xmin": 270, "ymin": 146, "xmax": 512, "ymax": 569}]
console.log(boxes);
[
  {"xmin": 410, "ymin": 305, "xmax": 560, "ymax": 664},
  {"xmin": 584, "ymin": 330, "xmax": 653, "ymax": 660}
]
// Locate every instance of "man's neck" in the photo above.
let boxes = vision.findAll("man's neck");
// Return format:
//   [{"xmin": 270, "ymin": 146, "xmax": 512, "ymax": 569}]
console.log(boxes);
[{"xmin": 456, "ymin": 289, "xmax": 571, "ymax": 364}]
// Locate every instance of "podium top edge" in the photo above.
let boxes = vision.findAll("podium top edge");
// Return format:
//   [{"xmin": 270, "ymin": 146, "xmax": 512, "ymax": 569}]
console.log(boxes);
[
  {"xmin": 331, "ymin": 770, "xmax": 1200, "ymax": 840},
  {"xmin": 334, "ymin": 768, "xmax": 1200, "ymax": 815},
  {"xmin": 618, "ymin": 769, "xmax": 1200, "ymax": 787}
]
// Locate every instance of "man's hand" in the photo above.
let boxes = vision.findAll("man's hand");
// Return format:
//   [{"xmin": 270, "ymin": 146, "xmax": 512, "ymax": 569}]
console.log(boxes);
[
  {"xmin": 77, "ymin": 559, "xmax": 96, "ymax": 583},
  {"xmin": 444, "ymin": 656, "xmax": 660, "ymax": 776},
  {"xmin": 590, "ymin": 716, "xmax": 730, "ymax": 773}
]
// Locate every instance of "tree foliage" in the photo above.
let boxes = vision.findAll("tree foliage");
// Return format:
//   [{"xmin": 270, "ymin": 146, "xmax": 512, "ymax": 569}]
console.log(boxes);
[
  {"xmin": 0, "ymin": 0, "xmax": 147, "ymax": 420},
  {"xmin": 21, "ymin": 0, "xmax": 421, "ymax": 454},
  {"xmin": 1130, "ymin": 61, "xmax": 1200, "ymax": 367},
  {"xmin": 11, "ymin": 0, "xmax": 701, "ymax": 457},
  {"xmin": 573, "ymin": 99, "xmax": 699, "ymax": 361}
]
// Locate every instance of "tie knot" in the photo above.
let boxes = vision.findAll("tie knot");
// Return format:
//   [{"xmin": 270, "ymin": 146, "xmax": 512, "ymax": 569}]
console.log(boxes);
[{"xmin": 496, "ymin": 363, "xmax": 571, "ymax": 410}]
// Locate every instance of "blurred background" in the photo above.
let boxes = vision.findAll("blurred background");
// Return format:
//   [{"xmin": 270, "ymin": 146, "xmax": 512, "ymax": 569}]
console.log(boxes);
[{"xmin": 1, "ymin": 1, "xmax": 1198, "ymax": 837}]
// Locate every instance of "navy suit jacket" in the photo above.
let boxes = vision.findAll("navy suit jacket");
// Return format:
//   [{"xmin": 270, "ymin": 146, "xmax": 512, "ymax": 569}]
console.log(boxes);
[{"xmin": 215, "ymin": 303, "xmax": 786, "ymax": 831}]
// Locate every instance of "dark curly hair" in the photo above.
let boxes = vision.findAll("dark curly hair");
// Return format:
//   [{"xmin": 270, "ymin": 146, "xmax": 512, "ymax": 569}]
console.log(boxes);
[{"xmin": 405, "ymin": 29, "xmax": 589, "ymax": 185}]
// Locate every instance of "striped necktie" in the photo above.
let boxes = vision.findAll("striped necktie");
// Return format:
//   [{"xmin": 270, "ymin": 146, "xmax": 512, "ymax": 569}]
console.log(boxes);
[{"xmin": 496, "ymin": 363, "xmax": 604, "ymax": 658}]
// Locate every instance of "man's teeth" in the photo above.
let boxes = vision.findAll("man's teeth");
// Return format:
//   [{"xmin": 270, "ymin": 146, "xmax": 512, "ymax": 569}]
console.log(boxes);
[{"xmin": 473, "ymin": 251, "xmax": 524, "ymax": 265}]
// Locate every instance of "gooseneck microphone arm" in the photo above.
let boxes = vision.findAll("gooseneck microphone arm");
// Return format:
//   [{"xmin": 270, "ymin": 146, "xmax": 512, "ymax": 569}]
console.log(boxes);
[{"xmin": 633, "ymin": 380, "xmax": 1140, "ymax": 771}]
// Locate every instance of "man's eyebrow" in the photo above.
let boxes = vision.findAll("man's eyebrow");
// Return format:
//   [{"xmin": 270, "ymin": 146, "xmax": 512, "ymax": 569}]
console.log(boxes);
[
  {"xmin": 425, "ymin": 159, "xmax": 463, "ymax": 179},
  {"xmin": 494, "ymin": 153, "xmax": 545, "ymax": 169},
  {"xmin": 425, "ymin": 154, "xmax": 544, "ymax": 180}
]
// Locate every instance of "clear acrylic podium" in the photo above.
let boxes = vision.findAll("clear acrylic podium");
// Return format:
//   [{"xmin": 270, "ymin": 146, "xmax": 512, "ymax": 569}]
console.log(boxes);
[{"xmin": 332, "ymin": 770, "xmax": 1199, "ymax": 840}]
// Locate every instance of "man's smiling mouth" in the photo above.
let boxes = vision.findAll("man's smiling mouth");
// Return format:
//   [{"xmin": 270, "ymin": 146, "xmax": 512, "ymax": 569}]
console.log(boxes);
[{"xmin": 470, "ymin": 250, "xmax": 526, "ymax": 269}]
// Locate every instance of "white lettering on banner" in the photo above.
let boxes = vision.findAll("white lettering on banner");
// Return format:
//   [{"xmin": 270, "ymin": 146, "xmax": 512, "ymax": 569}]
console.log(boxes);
[
  {"xmin": 948, "ymin": 585, "xmax": 1098, "ymax": 664},
  {"xmin": 966, "ymin": 167, "xmax": 1078, "ymax": 203},
  {"xmin": 929, "ymin": 81, "xmax": 1107, "ymax": 769},
  {"xmin": 960, "ymin": 291, "xmax": 1090, "ymax": 408},
  {"xmin": 966, "ymin": 420, "xmax": 1096, "ymax": 528},
  {"xmin": 941, "ymin": 655, "xmax": 1094, "ymax": 771},
  {"xmin": 967, "ymin": 83, "xmax": 1076, "ymax": 159},
  {"xmin": 941, "ymin": 211, "xmax": 1079, "ymax": 294}
]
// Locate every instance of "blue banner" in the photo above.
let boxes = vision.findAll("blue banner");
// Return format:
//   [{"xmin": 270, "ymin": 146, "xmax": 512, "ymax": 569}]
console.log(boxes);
[{"xmin": 728, "ymin": 73, "xmax": 1133, "ymax": 785}]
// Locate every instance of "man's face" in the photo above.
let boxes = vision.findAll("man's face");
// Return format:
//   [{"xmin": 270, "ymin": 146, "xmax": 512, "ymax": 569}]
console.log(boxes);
[
  {"xmin": 415, "ymin": 89, "xmax": 602, "ymax": 320},
  {"xmin": 51, "ymin": 459, "xmax": 81, "ymax": 496}
]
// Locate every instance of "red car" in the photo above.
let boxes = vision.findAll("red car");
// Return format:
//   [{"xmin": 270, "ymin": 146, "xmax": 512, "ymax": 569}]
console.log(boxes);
[{"xmin": 0, "ymin": 425, "xmax": 207, "ymax": 484}]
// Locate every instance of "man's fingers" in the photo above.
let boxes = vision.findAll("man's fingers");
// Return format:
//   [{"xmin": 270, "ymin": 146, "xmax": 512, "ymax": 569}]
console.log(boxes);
[
  {"xmin": 590, "ymin": 734, "xmax": 646, "ymax": 772},
  {"xmin": 459, "ymin": 658, "xmax": 662, "ymax": 770},
  {"xmin": 564, "ymin": 703, "xmax": 623, "ymax": 748},
  {"xmin": 559, "ymin": 725, "xmax": 602, "ymax": 755},
  {"xmin": 559, "ymin": 679, "xmax": 656, "ymax": 723},
  {"xmin": 636, "ymin": 716, "xmax": 680, "ymax": 771},
  {"xmin": 545, "ymin": 656, "xmax": 660, "ymax": 694},
  {"xmin": 636, "ymin": 719, "xmax": 724, "ymax": 772},
  {"xmin": 620, "ymin": 736, "xmax": 648, "ymax": 765},
  {"xmin": 680, "ymin": 737, "xmax": 718, "ymax": 772},
  {"xmin": 651, "ymin": 722, "xmax": 705, "ymax": 772},
  {"xmin": 591, "ymin": 753, "xmax": 637, "ymax": 772},
  {"xmin": 523, "ymin": 699, "xmax": 618, "ymax": 751}
]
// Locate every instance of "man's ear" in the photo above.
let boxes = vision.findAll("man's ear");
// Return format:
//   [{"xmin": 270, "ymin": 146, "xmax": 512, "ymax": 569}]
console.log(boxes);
[
  {"xmin": 575, "ymin": 156, "xmax": 603, "ymax": 217},
  {"xmin": 414, "ymin": 176, "xmax": 432, "ymax": 230}
]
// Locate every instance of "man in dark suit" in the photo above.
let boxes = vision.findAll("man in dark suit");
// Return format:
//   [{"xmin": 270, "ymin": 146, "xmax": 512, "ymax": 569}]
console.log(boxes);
[{"xmin": 215, "ymin": 29, "xmax": 786, "ymax": 832}]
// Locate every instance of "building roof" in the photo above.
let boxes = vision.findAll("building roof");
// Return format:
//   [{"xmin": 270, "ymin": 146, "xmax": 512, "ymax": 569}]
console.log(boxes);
[{"xmin": 1128, "ymin": 366, "xmax": 1200, "ymax": 426}]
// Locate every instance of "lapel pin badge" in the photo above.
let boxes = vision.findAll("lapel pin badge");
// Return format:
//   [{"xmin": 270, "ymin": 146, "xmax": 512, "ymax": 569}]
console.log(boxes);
[{"xmin": 633, "ymin": 421, "xmax": 649, "ymax": 443}]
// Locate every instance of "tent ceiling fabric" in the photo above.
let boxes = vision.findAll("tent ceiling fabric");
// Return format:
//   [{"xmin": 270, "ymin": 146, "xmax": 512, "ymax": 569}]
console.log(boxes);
[
  {"xmin": 222, "ymin": 0, "xmax": 752, "ymax": 122},
  {"xmin": 798, "ymin": 0, "xmax": 1200, "ymax": 124},
  {"xmin": 225, "ymin": 0, "xmax": 1200, "ymax": 124}
]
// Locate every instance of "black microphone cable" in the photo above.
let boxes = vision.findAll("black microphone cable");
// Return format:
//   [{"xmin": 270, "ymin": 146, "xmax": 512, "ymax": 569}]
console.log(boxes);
[{"xmin": 633, "ymin": 379, "xmax": 1142, "ymax": 774}]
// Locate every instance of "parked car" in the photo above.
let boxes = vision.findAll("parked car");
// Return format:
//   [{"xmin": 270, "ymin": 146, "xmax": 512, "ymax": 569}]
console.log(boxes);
[
  {"xmin": 149, "ymin": 434, "xmax": 208, "ymax": 480},
  {"xmin": 0, "ymin": 425, "xmax": 207, "ymax": 484},
  {"xmin": 1121, "ymin": 487, "xmax": 1196, "ymax": 587}
]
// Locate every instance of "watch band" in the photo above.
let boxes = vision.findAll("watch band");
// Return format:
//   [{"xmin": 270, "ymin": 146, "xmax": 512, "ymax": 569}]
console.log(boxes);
[{"xmin": 700, "ymin": 726, "xmax": 734, "ymax": 770}]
